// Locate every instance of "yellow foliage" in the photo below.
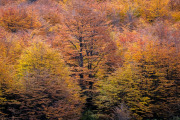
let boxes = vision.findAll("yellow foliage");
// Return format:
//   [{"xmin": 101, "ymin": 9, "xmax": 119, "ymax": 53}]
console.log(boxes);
[
  {"xmin": 16, "ymin": 40, "xmax": 83, "ymax": 101},
  {"xmin": 171, "ymin": 11, "xmax": 180, "ymax": 21},
  {"xmin": 139, "ymin": 0, "xmax": 170, "ymax": 22},
  {"xmin": 17, "ymin": 41, "xmax": 66, "ymax": 78}
]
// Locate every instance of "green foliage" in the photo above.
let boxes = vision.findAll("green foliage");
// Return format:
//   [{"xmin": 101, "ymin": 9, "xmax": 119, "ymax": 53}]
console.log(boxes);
[
  {"xmin": 171, "ymin": 116, "xmax": 180, "ymax": 120},
  {"xmin": 95, "ymin": 64, "xmax": 151, "ymax": 119},
  {"xmin": 81, "ymin": 110, "xmax": 98, "ymax": 120}
]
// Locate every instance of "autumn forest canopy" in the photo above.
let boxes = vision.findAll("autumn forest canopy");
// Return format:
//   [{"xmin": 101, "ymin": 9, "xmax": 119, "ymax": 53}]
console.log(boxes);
[{"xmin": 0, "ymin": 0, "xmax": 179, "ymax": 119}]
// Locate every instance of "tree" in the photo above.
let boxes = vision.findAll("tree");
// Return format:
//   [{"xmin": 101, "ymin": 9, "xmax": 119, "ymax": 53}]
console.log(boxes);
[
  {"xmin": 121, "ymin": 30, "xmax": 180, "ymax": 119},
  {"xmin": 0, "ymin": 5, "xmax": 41, "ymax": 32},
  {"xmin": 0, "ymin": 27, "xmax": 28, "ymax": 118},
  {"xmin": 95, "ymin": 64, "xmax": 152, "ymax": 120},
  {"xmin": 95, "ymin": 30, "xmax": 180, "ymax": 119},
  {"xmin": 139, "ymin": 0, "xmax": 169, "ymax": 22},
  {"xmin": 0, "ymin": 57, "xmax": 13, "ymax": 118},
  {"xmin": 4, "ymin": 41, "xmax": 83, "ymax": 119},
  {"xmin": 58, "ymin": 0, "xmax": 117, "ymax": 109}
]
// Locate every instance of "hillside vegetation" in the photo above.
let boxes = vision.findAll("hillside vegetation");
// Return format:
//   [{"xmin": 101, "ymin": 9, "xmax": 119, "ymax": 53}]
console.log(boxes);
[{"xmin": 0, "ymin": 0, "xmax": 179, "ymax": 119}]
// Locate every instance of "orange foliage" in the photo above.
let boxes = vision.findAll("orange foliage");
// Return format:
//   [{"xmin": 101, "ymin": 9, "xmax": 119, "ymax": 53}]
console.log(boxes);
[{"xmin": 0, "ymin": 5, "xmax": 41, "ymax": 32}]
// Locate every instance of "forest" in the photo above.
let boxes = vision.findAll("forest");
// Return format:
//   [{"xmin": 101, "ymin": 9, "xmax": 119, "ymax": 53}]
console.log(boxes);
[{"xmin": 0, "ymin": 0, "xmax": 179, "ymax": 119}]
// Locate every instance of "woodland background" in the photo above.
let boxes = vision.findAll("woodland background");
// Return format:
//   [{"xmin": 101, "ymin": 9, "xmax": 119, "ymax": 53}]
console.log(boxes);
[{"xmin": 0, "ymin": 0, "xmax": 179, "ymax": 119}]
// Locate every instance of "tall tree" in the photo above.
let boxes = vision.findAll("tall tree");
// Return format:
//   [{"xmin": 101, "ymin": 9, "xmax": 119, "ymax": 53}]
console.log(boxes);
[{"xmin": 59, "ymin": 0, "xmax": 117, "ymax": 108}]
